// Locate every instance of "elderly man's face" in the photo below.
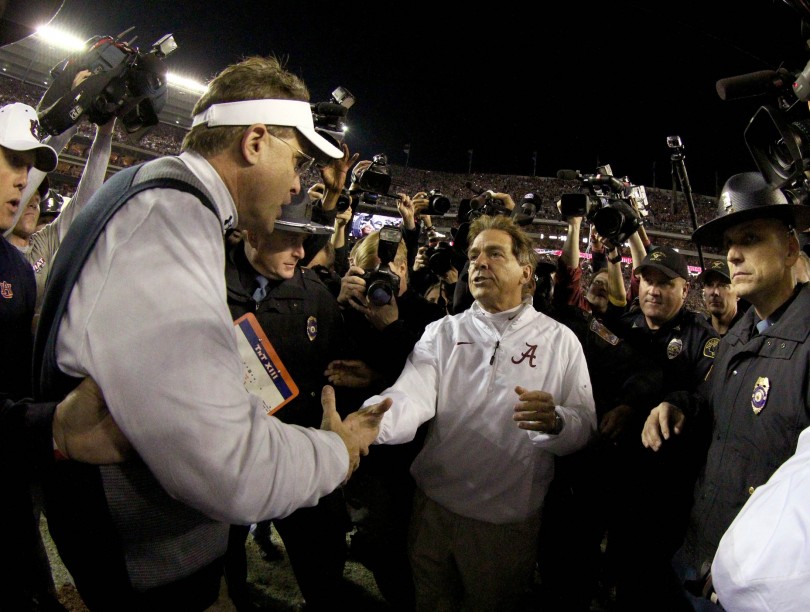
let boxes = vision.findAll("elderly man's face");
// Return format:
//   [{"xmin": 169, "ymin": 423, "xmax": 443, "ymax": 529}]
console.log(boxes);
[
  {"xmin": 723, "ymin": 218, "xmax": 797, "ymax": 305},
  {"xmin": 468, "ymin": 229, "xmax": 531, "ymax": 313}
]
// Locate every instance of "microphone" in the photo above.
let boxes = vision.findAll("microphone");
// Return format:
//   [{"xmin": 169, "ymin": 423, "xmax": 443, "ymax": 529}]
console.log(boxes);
[
  {"xmin": 556, "ymin": 169, "xmax": 580, "ymax": 180},
  {"xmin": 715, "ymin": 69, "xmax": 788, "ymax": 101},
  {"xmin": 465, "ymin": 180, "xmax": 486, "ymax": 195}
]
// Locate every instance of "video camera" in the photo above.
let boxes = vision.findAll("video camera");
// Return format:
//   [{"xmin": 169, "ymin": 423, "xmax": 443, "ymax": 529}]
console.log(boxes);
[
  {"xmin": 557, "ymin": 164, "xmax": 645, "ymax": 245},
  {"xmin": 361, "ymin": 224, "xmax": 402, "ymax": 306},
  {"xmin": 352, "ymin": 154, "xmax": 392, "ymax": 196},
  {"xmin": 37, "ymin": 28, "xmax": 177, "ymax": 141},
  {"xmin": 468, "ymin": 190, "xmax": 511, "ymax": 221},
  {"xmin": 715, "ymin": 2, "xmax": 810, "ymax": 203},
  {"xmin": 311, "ymin": 85, "xmax": 355, "ymax": 147}
]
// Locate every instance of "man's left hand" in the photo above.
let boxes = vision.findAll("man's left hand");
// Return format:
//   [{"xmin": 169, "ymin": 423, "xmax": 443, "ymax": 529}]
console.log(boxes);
[{"xmin": 512, "ymin": 385, "xmax": 557, "ymax": 432}]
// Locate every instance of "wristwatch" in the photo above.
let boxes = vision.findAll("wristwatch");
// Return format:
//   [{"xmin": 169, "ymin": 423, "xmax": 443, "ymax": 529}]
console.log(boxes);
[
  {"xmin": 608, "ymin": 249, "xmax": 622, "ymax": 264},
  {"xmin": 550, "ymin": 412, "xmax": 564, "ymax": 435}
]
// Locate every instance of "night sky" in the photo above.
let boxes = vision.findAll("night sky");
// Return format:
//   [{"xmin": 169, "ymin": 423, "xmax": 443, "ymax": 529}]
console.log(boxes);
[{"xmin": 42, "ymin": 0, "xmax": 810, "ymax": 196}]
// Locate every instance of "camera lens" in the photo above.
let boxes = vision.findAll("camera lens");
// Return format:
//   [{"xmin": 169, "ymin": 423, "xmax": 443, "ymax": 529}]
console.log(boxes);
[
  {"xmin": 367, "ymin": 280, "xmax": 394, "ymax": 306},
  {"xmin": 427, "ymin": 193, "xmax": 451, "ymax": 215},
  {"xmin": 591, "ymin": 207, "xmax": 624, "ymax": 239}
]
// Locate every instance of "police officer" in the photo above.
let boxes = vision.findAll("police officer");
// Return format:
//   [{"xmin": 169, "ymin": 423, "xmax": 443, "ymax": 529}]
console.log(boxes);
[
  {"xmin": 696, "ymin": 259, "xmax": 747, "ymax": 337},
  {"xmin": 609, "ymin": 245, "xmax": 720, "ymax": 609},
  {"xmin": 643, "ymin": 171, "xmax": 810, "ymax": 609},
  {"xmin": 224, "ymin": 202, "xmax": 355, "ymax": 611}
]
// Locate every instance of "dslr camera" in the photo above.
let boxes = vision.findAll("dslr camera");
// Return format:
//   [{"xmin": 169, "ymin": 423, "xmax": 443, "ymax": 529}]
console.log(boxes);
[
  {"xmin": 360, "ymin": 225, "xmax": 402, "ymax": 306},
  {"xmin": 423, "ymin": 189, "xmax": 451, "ymax": 215},
  {"xmin": 424, "ymin": 240, "xmax": 456, "ymax": 276},
  {"xmin": 352, "ymin": 154, "xmax": 392, "ymax": 195},
  {"xmin": 37, "ymin": 28, "xmax": 177, "ymax": 141},
  {"xmin": 558, "ymin": 164, "xmax": 643, "ymax": 245}
]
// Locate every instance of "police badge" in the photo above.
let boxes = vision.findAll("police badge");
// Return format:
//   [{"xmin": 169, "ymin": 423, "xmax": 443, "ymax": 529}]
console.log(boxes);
[
  {"xmin": 307, "ymin": 316, "xmax": 318, "ymax": 342},
  {"xmin": 751, "ymin": 377, "xmax": 770, "ymax": 415},
  {"xmin": 667, "ymin": 337, "xmax": 683, "ymax": 359}
]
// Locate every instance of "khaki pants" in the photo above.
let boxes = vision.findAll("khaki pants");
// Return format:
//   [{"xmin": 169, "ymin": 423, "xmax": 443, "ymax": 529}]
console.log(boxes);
[{"xmin": 408, "ymin": 488, "xmax": 541, "ymax": 612}]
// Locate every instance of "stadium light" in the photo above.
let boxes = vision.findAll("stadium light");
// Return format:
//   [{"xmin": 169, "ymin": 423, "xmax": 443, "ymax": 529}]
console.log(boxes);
[
  {"xmin": 34, "ymin": 26, "xmax": 87, "ymax": 51},
  {"xmin": 166, "ymin": 72, "xmax": 207, "ymax": 95}
]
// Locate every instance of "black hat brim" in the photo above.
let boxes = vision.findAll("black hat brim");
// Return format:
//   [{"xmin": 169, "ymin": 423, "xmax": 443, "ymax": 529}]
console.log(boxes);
[{"xmin": 692, "ymin": 204, "xmax": 810, "ymax": 247}]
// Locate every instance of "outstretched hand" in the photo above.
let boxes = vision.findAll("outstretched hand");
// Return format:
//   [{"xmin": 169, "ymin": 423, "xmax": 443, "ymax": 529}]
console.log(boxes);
[
  {"xmin": 641, "ymin": 402, "xmax": 685, "ymax": 451},
  {"xmin": 320, "ymin": 385, "xmax": 391, "ymax": 483}
]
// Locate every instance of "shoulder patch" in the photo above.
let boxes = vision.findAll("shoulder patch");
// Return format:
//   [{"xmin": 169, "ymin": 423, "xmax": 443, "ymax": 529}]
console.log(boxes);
[
  {"xmin": 589, "ymin": 317, "xmax": 620, "ymax": 346},
  {"xmin": 703, "ymin": 337, "xmax": 720, "ymax": 358}
]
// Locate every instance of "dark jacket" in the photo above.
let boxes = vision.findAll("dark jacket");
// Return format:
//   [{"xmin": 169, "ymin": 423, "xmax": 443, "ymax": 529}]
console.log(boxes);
[
  {"xmin": 225, "ymin": 242, "xmax": 352, "ymax": 425},
  {"xmin": 614, "ymin": 306, "xmax": 719, "ymax": 410},
  {"xmin": 684, "ymin": 283, "xmax": 810, "ymax": 571}
]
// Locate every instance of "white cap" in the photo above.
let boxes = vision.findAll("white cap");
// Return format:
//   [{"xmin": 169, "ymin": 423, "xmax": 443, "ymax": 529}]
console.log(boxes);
[
  {"xmin": 0, "ymin": 103, "xmax": 58, "ymax": 172},
  {"xmin": 191, "ymin": 99, "xmax": 343, "ymax": 161}
]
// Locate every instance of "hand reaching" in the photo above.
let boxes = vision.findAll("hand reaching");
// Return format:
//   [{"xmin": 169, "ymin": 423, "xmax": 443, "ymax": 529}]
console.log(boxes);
[{"xmin": 319, "ymin": 385, "xmax": 391, "ymax": 483}]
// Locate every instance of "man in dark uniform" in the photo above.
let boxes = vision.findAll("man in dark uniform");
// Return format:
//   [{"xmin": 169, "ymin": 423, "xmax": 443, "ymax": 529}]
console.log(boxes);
[
  {"xmin": 696, "ymin": 259, "xmax": 747, "ymax": 337},
  {"xmin": 609, "ymin": 245, "xmax": 720, "ymax": 610},
  {"xmin": 224, "ymin": 202, "xmax": 354, "ymax": 611},
  {"xmin": 642, "ymin": 171, "xmax": 810, "ymax": 609}
]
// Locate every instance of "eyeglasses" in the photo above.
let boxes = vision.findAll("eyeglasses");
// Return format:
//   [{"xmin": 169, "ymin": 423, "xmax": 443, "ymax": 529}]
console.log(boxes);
[{"xmin": 267, "ymin": 133, "xmax": 315, "ymax": 176}]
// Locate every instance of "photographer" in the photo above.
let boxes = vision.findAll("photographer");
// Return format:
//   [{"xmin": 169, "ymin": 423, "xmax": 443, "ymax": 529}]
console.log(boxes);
[
  {"xmin": 554, "ymin": 201, "xmax": 628, "ymax": 327},
  {"xmin": 329, "ymin": 226, "xmax": 444, "ymax": 608},
  {"xmin": 299, "ymin": 142, "xmax": 358, "ymax": 267},
  {"xmin": 412, "ymin": 215, "xmax": 463, "ymax": 302}
]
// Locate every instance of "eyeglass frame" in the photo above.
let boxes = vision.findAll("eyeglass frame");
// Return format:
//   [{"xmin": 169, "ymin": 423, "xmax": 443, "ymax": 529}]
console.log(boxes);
[{"xmin": 266, "ymin": 131, "xmax": 315, "ymax": 176}]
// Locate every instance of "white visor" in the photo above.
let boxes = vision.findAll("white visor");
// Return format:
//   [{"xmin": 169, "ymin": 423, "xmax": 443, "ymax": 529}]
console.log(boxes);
[{"xmin": 191, "ymin": 99, "xmax": 343, "ymax": 161}]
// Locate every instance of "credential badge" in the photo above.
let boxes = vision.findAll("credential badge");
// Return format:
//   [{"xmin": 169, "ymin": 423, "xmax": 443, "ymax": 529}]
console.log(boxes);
[
  {"xmin": 667, "ymin": 337, "xmax": 683, "ymax": 359},
  {"xmin": 307, "ymin": 316, "xmax": 318, "ymax": 342},
  {"xmin": 751, "ymin": 377, "xmax": 770, "ymax": 415}
]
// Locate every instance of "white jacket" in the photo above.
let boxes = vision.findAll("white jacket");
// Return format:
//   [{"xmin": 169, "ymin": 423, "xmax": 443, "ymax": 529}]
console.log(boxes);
[{"xmin": 365, "ymin": 300, "xmax": 596, "ymax": 523}]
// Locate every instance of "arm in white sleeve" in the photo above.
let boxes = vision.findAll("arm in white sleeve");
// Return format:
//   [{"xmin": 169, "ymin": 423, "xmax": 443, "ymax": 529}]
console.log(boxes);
[
  {"xmin": 711, "ymin": 426, "xmax": 810, "ymax": 611},
  {"xmin": 527, "ymin": 330, "xmax": 596, "ymax": 454},
  {"xmin": 361, "ymin": 319, "xmax": 440, "ymax": 445},
  {"xmin": 55, "ymin": 120, "xmax": 115, "ymax": 242},
  {"xmin": 57, "ymin": 189, "xmax": 348, "ymax": 524}
]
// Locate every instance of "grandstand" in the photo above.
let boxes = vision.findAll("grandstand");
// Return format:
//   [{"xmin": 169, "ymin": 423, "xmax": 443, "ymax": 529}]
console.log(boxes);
[{"xmin": 0, "ymin": 27, "xmax": 725, "ymax": 279}]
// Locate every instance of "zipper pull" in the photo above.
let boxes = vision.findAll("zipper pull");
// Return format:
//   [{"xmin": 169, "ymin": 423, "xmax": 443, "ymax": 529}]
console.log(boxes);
[{"xmin": 490, "ymin": 340, "xmax": 500, "ymax": 365}]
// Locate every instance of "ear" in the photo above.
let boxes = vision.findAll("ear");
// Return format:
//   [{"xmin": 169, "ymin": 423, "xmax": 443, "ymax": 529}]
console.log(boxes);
[
  {"xmin": 786, "ymin": 231, "xmax": 800, "ymax": 268},
  {"xmin": 240, "ymin": 124, "xmax": 268, "ymax": 165},
  {"xmin": 519, "ymin": 264, "xmax": 532, "ymax": 285}
]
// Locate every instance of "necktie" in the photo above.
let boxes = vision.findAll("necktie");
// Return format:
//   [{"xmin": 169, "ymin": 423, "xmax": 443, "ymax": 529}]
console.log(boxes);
[{"xmin": 252, "ymin": 275, "xmax": 269, "ymax": 303}]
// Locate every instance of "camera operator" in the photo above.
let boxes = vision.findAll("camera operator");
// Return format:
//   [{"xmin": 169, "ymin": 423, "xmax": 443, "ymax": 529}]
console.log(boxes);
[
  {"xmin": 554, "ymin": 202, "xmax": 628, "ymax": 328},
  {"xmin": 412, "ymin": 217, "xmax": 464, "ymax": 307},
  {"xmin": 299, "ymin": 142, "xmax": 358, "ymax": 267}
]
